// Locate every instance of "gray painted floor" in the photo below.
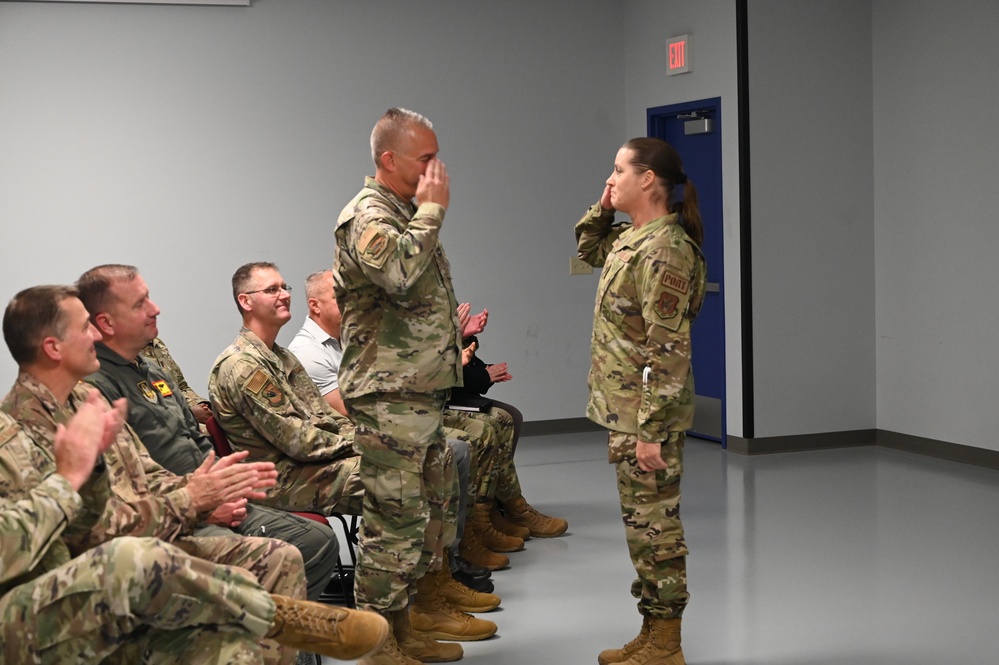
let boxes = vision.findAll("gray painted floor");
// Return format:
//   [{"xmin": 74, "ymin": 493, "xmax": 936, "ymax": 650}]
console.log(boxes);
[{"xmin": 328, "ymin": 430, "xmax": 999, "ymax": 664}]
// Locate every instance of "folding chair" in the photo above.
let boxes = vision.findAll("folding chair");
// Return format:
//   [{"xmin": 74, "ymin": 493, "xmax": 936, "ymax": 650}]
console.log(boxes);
[{"xmin": 204, "ymin": 415, "xmax": 357, "ymax": 606}]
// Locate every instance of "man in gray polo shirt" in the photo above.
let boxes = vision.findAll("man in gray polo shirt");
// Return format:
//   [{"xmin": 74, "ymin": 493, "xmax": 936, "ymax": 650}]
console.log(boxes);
[{"xmin": 288, "ymin": 270, "xmax": 346, "ymax": 417}]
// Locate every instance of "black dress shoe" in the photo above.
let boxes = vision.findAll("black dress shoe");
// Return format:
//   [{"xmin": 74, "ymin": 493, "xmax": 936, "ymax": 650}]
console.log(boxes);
[
  {"xmin": 456, "ymin": 555, "xmax": 491, "ymax": 579},
  {"xmin": 453, "ymin": 567, "xmax": 495, "ymax": 593}
]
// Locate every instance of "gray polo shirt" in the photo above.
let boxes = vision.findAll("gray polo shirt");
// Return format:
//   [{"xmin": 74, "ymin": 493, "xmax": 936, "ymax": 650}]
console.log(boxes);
[{"xmin": 288, "ymin": 317, "xmax": 343, "ymax": 396}]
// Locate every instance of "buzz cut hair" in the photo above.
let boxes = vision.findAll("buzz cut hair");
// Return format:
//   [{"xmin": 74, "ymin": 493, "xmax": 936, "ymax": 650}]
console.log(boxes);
[
  {"xmin": 370, "ymin": 107, "xmax": 433, "ymax": 168},
  {"xmin": 232, "ymin": 261, "xmax": 278, "ymax": 313},
  {"xmin": 76, "ymin": 264, "xmax": 139, "ymax": 320}
]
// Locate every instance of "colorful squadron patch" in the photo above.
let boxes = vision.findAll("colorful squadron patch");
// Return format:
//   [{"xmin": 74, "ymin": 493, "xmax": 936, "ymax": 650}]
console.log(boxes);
[
  {"xmin": 261, "ymin": 382, "xmax": 285, "ymax": 407},
  {"xmin": 655, "ymin": 292, "xmax": 680, "ymax": 320},
  {"xmin": 152, "ymin": 380, "xmax": 173, "ymax": 397}
]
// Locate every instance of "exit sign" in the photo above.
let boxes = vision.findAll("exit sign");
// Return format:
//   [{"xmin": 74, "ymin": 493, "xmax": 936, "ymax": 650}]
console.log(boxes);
[{"xmin": 667, "ymin": 34, "xmax": 693, "ymax": 76}]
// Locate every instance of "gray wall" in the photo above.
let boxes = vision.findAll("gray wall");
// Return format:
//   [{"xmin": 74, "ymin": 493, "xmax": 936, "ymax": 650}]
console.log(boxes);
[
  {"xmin": 4, "ymin": 0, "xmax": 997, "ymax": 454},
  {"xmin": 873, "ymin": 1, "xmax": 999, "ymax": 451},
  {"xmin": 0, "ymin": 0, "xmax": 624, "ymax": 422},
  {"xmin": 747, "ymin": 0, "xmax": 877, "ymax": 438}
]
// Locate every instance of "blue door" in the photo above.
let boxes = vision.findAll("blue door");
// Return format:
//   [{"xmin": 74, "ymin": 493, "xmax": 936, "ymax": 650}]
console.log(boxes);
[{"xmin": 648, "ymin": 98, "xmax": 725, "ymax": 444}]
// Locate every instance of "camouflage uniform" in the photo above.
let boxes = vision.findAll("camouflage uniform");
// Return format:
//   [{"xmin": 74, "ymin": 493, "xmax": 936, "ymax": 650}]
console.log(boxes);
[
  {"xmin": 208, "ymin": 328, "xmax": 363, "ymax": 517},
  {"xmin": 290, "ymin": 319, "xmax": 468, "ymax": 569},
  {"xmin": 576, "ymin": 203, "xmax": 706, "ymax": 620},
  {"xmin": 140, "ymin": 336, "xmax": 210, "ymax": 415},
  {"xmin": 0, "ymin": 372, "xmax": 306, "ymax": 665},
  {"xmin": 443, "ymin": 408, "xmax": 521, "ymax": 503},
  {"xmin": 333, "ymin": 176, "xmax": 462, "ymax": 613},
  {"xmin": 0, "ymin": 429, "xmax": 274, "ymax": 665},
  {"xmin": 87, "ymin": 342, "xmax": 339, "ymax": 602}
]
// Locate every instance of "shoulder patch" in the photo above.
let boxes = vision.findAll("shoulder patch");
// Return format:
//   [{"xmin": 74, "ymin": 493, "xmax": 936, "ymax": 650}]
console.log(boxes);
[
  {"xmin": 0, "ymin": 421, "xmax": 20, "ymax": 446},
  {"xmin": 260, "ymin": 381, "xmax": 286, "ymax": 407},
  {"xmin": 654, "ymin": 291, "xmax": 681, "ymax": 321},
  {"xmin": 357, "ymin": 226, "xmax": 391, "ymax": 269},
  {"xmin": 661, "ymin": 268, "xmax": 689, "ymax": 295},
  {"xmin": 245, "ymin": 369, "xmax": 269, "ymax": 395}
]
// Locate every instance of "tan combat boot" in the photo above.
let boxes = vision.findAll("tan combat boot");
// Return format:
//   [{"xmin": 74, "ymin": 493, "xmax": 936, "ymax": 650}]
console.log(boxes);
[
  {"xmin": 489, "ymin": 501, "xmax": 530, "ymax": 540},
  {"xmin": 501, "ymin": 495, "xmax": 568, "ymax": 538},
  {"xmin": 437, "ymin": 566, "xmax": 501, "ymax": 613},
  {"xmin": 410, "ymin": 570, "xmax": 498, "ymax": 641},
  {"xmin": 393, "ymin": 607, "xmax": 464, "ymax": 663},
  {"xmin": 266, "ymin": 594, "xmax": 389, "ymax": 661},
  {"xmin": 469, "ymin": 503, "xmax": 525, "ymax": 552},
  {"xmin": 598, "ymin": 616, "xmax": 649, "ymax": 665},
  {"xmin": 618, "ymin": 617, "xmax": 684, "ymax": 665},
  {"xmin": 458, "ymin": 526, "xmax": 510, "ymax": 571}
]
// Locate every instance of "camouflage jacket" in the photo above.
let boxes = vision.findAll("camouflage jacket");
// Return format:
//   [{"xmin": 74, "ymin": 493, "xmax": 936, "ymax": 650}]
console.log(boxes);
[
  {"xmin": 140, "ymin": 337, "xmax": 210, "ymax": 411},
  {"xmin": 209, "ymin": 328, "xmax": 356, "ymax": 483},
  {"xmin": 1, "ymin": 371, "xmax": 201, "ymax": 553},
  {"xmin": 0, "ymin": 411, "xmax": 88, "ymax": 597},
  {"xmin": 576, "ymin": 203, "xmax": 706, "ymax": 442},
  {"xmin": 333, "ymin": 176, "xmax": 462, "ymax": 398}
]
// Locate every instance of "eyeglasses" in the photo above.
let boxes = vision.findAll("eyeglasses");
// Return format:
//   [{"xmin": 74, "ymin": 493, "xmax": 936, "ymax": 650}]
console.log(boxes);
[{"xmin": 243, "ymin": 284, "xmax": 292, "ymax": 296}]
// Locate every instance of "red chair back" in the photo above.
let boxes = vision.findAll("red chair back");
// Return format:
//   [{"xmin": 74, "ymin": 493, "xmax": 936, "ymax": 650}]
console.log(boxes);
[
  {"xmin": 205, "ymin": 415, "xmax": 329, "ymax": 527},
  {"xmin": 205, "ymin": 415, "xmax": 234, "ymax": 457}
]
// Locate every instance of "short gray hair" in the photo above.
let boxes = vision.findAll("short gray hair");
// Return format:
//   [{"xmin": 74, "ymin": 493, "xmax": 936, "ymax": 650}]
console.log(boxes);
[
  {"xmin": 304, "ymin": 270, "xmax": 332, "ymax": 300},
  {"xmin": 370, "ymin": 107, "xmax": 433, "ymax": 167}
]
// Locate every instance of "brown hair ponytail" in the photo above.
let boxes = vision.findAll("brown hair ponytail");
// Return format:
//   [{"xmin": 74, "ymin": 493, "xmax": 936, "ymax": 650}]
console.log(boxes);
[
  {"xmin": 679, "ymin": 179, "xmax": 703, "ymax": 247},
  {"xmin": 623, "ymin": 137, "xmax": 704, "ymax": 247}
]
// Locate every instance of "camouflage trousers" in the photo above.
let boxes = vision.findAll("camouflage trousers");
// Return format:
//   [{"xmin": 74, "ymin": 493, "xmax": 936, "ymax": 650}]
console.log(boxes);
[
  {"xmin": 609, "ymin": 430, "xmax": 689, "ymax": 620},
  {"xmin": 445, "ymin": 405, "xmax": 522, "ymax": 502},
  {"xmin": 199, "ymin": 502, "xmax": 338, "ymax": 602},
  {"xmin": 441, "ymin": 433, "xmax": 471, "ymax": 551},
  {"xmin": 346, "ymin": 391, "xmax": 456, "ymax": 613},
  {"xmin": 0, "ymin": 536, "xmax": 277, "ymax": 665},
  {"xmin": 264, "ymin": 455, "xmax": 364, "ymax": 519},
  {"xmin": 172, "ymin": 534, "xmax": 306, "ymax": 664}
]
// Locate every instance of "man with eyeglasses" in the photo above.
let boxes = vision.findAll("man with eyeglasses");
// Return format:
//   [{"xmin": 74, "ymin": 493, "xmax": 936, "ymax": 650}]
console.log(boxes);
[{"xmin": 208, "ymin": 262, "xmax": 363, "ymax": 518}]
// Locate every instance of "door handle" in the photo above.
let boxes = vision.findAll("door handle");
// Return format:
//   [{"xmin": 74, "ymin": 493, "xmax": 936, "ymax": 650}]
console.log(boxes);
[{"xmin": 705, "ymin": 282, "xmax": 720, "ymax": 293}]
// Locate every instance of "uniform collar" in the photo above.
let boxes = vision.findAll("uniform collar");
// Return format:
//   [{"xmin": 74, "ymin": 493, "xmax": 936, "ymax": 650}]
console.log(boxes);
[
  {"xmin": 618, "ymin": 213, "xmax": 678, "ymax": 249},
  {"xmin": 364, "ymin": 175, "xmax": 416, "ymax": 218}
]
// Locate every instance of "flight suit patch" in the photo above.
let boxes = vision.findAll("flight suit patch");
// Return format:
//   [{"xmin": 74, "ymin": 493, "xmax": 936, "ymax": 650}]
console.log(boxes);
[
  {"xmin": 137, "ymin": 381, "xmax": 158, "ymax": 403},
  {"xmin": 152, "ymin": 380, "xmax": 173, "ymax": 397}
]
